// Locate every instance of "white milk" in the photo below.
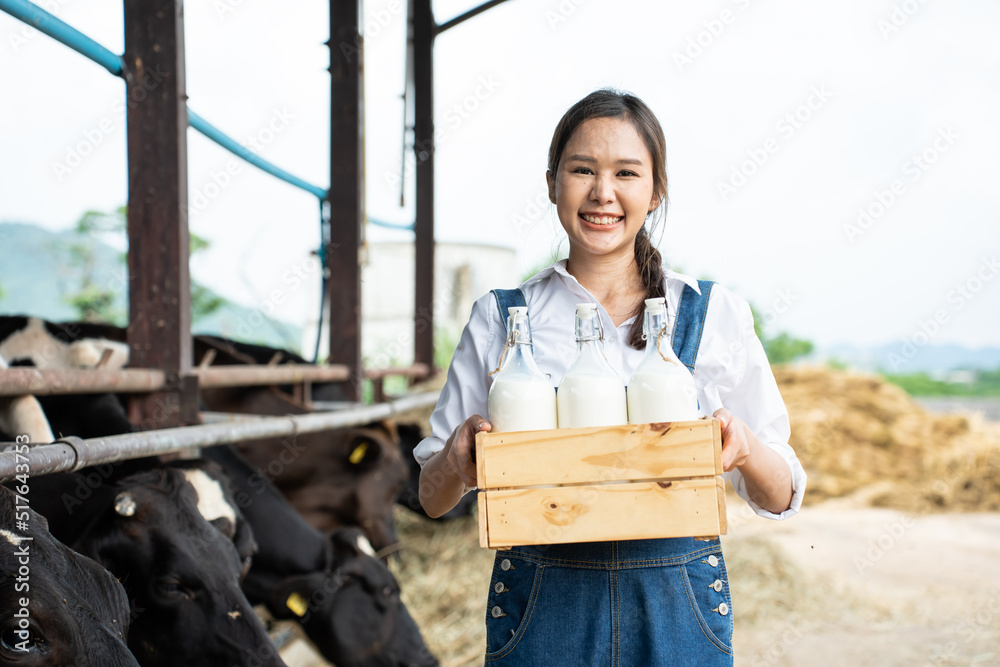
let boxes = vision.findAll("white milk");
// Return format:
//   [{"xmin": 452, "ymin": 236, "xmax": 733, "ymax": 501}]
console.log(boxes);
[
  {"xmin": 557, "ymin": 374, "xmax": 628, "ymax": 428},
  {"xmin": 627, "ymin": 372, "xmax": 700, "ymax": 423},
  {"xmin": 489, "ymin": 376, "xmax": 557, "ymax": 432}
]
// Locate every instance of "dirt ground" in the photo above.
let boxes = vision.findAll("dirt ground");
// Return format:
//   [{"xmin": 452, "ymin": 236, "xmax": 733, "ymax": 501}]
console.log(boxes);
[
  {"xmin": 278, "ymin": 367, "xmax": 1000, "ymax": 666},
  {"xmin": 729, "ymin": 490, "xmax": 1000, "ymax": 667}
]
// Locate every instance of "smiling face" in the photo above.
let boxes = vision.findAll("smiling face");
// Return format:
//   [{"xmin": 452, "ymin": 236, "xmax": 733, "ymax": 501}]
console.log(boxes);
[{"xmin": 547, "ymin": 116, "xmax": 661, "ymax": 263}]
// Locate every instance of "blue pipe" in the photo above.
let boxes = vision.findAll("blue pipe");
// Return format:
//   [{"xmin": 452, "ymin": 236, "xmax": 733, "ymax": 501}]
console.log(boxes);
[
  {"xmin": 368, "ymin": 217, "xmax": 415, "ymax": 231},
  {"xmin": 0, "ymin": 1, "xmax": 329, "ymax": 202},
  {"xmin": 0, "ymin": 0, "xmax": 123, "ymax": 76},
  {"xmin": 188, "ymin": 110, "xmax": 328, "ymax": 200}
]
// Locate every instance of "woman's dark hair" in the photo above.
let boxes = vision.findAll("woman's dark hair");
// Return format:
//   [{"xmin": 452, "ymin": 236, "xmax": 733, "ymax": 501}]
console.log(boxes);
[{"xmin": 547, "ymin": 89, "xmax": 668, "ymax": 350}]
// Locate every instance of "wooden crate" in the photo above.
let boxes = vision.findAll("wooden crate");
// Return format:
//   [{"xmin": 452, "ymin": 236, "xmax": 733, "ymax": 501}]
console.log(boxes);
[{"xmin": 476, "ymin": 419, "xmax": 725, "ymax": 549}]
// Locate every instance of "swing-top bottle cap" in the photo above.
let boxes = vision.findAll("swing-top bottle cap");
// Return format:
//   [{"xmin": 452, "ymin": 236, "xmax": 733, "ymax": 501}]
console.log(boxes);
[
  {"xmin": 508, "ymin": 306, "xmax": 528, "ymax": 320},
  {"xmin": 644, "ymin": 297, "xmax": 666, "ymax": 312},
  {"xmin": 576, "ymin": 303, "xmax": 597, "ymax": 315}
]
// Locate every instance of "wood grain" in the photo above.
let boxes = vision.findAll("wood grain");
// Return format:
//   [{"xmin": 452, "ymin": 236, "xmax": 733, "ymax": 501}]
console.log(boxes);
[
  {"xmin": 478, "ymin": 492, "xmax": 489, "ymax": 549},
  {"xmin": 476, "ymin": 420, "xmax": 718, "ymax": 489},
  {"xmin": 482, "ymin": 478, "xmax": 723, "ymax": 548}
]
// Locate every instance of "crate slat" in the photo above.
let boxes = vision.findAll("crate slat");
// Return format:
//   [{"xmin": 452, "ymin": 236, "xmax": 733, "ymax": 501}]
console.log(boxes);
[
  {"xmin": 480, "ymin": 477, "xmax": 724, "ymax": 549},
  {"xmin": 476, "ymin": 420, "xmax": 719, "ymax": 489}
]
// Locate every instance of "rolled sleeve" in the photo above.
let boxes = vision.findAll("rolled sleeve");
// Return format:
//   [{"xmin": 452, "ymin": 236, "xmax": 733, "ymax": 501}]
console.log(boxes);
[
  {"xmin": 714, "ymin": 290, "xmax": 807, "ymax": 520},
  {"xmin": 413, "ymin": 295, "xmax": 495, "ymax": 468}
]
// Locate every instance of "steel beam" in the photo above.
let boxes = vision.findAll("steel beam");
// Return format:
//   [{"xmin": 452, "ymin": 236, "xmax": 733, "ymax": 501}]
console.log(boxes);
[
  {"xmin": 327, "ymin": 0, "xmax": 365, "ymax": 400},
  {"xmin": 413, "ymin": 0, "xmax": 435, "ymax": 372},
  {"xmin": 123, "ymin": 0, "xmax": 194, "ymax": 430}
]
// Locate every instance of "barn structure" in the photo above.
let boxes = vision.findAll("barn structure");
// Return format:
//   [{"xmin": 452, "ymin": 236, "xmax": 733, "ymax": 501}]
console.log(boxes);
[{"xmin": 0, "ymin": 0, "xmax": 510, "ymax": 478}]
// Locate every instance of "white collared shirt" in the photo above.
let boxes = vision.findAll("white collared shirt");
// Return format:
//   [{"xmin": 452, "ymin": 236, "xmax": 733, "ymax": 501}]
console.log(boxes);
[{"xmin": 414, "ymin": 260, "xmax": 807, "ymax": 520}]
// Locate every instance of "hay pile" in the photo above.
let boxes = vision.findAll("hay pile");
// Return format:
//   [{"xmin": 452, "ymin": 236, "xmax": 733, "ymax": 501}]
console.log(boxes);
[{"xmin": 774, "ymin": 366, "xmax": 1000, "ymax": 511}]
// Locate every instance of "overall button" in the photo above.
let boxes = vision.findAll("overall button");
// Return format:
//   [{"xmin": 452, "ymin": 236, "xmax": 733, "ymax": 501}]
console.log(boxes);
[
  {"xmin": 495, "ymin": 582, "xmax": 506, "ymax": 594},
  {"xmin": 712, "ymin": 579, "xmax": 724, "ymax": 592},
  {"xmin": 707, "ymin": 555, "xmax": 719, "ymax": 567},
  {"xmin": 491, "ymin": 605, "xmax": 506, "ymax": 618},
  {"xmin": 500, "ymin": 559, "xmax": 512, "ymax": 571},
  {"xmin": 714, "ymin": 602, "xmax": 729, "ymax": 616}
]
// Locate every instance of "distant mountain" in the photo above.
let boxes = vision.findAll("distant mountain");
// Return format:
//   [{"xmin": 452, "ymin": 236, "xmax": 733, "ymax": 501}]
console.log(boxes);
[
  {"xmin": 811, "ymin": 342, "xmax": 1000, "ymax": 374},
  {"xmin": 0, "ymin": 221, "xmax": 303, "ymax": 352}
]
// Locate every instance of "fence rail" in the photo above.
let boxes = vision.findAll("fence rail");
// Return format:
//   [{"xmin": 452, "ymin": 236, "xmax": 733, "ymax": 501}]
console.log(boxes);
[{"xmin": 0, "ymin": 391, "xmax": 440, "ymax": 481}]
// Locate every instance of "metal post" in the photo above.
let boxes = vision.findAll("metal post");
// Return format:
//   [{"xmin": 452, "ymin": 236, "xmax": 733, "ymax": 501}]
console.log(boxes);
[
  {"xmin": 413, "ymin": 0, "xmax": 435, "ymax": 372},
  {"xmin": 328, "ymin": 0, "xmax": 365, "ymax": 400},
  {"xmin": 123, "ymin": 0, "xmax": 194, "ymax": 430}
]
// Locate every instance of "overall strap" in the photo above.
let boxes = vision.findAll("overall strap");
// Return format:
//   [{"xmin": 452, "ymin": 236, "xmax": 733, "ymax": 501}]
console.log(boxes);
[
  {"xmin": 670, "ymin": 280, "xmax": 715, "ymax": 372},
  {"xmin": 490, "ymin": 288, "xmax": 527, "ymax": 334}
]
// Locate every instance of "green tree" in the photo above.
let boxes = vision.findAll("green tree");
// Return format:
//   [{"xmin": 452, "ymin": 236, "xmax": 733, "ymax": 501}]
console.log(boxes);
[
  {"xmin": 763, "ymin": 332, "xmax": 814, "ymax": 365},
  {"xmin": 64, "ymin": 208, "xmax": 126, "ymax": 323},
  {"xmin": 748, "ymin": 303, "xmax": 813, "ymax": 366},
  {"xmin": 64, "ymin": 206, "xmax": 226, "ymax": 324}
]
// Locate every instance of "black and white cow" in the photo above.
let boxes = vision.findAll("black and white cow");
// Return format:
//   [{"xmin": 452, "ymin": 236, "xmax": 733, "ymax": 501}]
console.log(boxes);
[
  {"xmin": 4, "ymin": 385, "xmax": 437, "ymax": 666},
  {"xmin": 0, "ymin": 484, "xmax": 139, "ymax": 666},
  {"xmin": 0, "ymin": 354, "xmax": 53, "ymax": 444},
  {"xmin": 23, "ymin": 458, "xmax": 286, "ymax": 667},
  {"xmin": 0, "ymin": 316, "xmax": 128, "ymax": 371},
  {"xmin": 202, "ymin": 444, "xmax": 439, "ymax": 667}
]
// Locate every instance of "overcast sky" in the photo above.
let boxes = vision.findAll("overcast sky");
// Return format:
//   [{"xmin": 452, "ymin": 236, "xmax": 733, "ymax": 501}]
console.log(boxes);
[{"xmin": 1, "ymin": 0, "xmax": 998, "ymax": 353}]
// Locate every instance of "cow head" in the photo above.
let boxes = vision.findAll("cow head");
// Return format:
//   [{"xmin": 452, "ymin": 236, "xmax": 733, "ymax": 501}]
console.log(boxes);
[
  {"xmin": 267, "ymin": 528, "xmax": 438, "ymax": 667},
  {"xmin": 0, "ymin": 487, "xmax": 138, "ymax": 666},
  {"xmin": 238, "ymin": 424, "xmax": 409, "ymax": 552},
  {"xmin": 74, "ymin": 465, "xmax": 285, "ymax": 667}
]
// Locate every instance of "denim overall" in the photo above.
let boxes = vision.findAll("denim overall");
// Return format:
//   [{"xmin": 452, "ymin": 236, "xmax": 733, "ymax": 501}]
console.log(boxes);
[{"xmin": 485, "ymin": 283, "xmax": 733, "ymax": 667}]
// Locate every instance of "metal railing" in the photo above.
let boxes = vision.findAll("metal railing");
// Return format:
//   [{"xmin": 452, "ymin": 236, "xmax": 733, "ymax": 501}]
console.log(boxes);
[{"xmin": 0, "ymin": 391, "xmax": 440, "ymax": 481}]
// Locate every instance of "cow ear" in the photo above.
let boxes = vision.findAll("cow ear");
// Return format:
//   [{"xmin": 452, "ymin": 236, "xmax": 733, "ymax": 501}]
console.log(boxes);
[
  {"xmin": 209, "ymin": 516, "xmax": 236, "ymax": 539},
  {"xmin": 266, "ymin": 574, "xmax": 324, "ymax": 621},
  {"xmin": 230, "ymin": 512, "xmax": 258, "ymax": 575}
]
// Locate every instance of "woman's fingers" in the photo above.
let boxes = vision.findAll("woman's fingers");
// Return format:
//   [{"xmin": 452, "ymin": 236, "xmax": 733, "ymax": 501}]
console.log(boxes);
[
  {"xmin": 714, "ymin": 407, "xmax": 750, "ymax": 471},
  {"xmin": 451, "ymin": 415, "xmax": 491, "ymax": 487}
]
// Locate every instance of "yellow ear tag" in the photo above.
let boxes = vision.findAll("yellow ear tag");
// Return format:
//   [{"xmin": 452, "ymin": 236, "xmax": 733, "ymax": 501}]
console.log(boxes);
[
  {"xmin": 349, "ymin": 442, "xmax": 368, "ymax": 464},
  {"xmin": 286, "ymin": 592, "xmax": 308, "ymax": 617}
]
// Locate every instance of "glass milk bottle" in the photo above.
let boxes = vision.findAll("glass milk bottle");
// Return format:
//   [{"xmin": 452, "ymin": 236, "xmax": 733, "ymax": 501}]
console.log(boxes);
[
  {"xmin": 627, "ymin": 297, "xmax": 700, "ymax": 423},
  {"xmin": 487, "ymin": 307, "xmax": 557, "ymax": 432},
  {"xmin": 557, "ymin": 303, "xmax": 628, "ymax": 428}
]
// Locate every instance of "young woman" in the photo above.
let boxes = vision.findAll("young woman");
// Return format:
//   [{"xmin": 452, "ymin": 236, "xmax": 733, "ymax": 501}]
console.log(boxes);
[{"xmin": 415, "ymin": 90, "xmax": 806, "ymax": 666}]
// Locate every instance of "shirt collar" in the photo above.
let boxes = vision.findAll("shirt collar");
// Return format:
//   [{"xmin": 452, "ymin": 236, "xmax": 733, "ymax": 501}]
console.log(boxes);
[
  {"xmin": 665, "ymin": 269, "xmax": 702, "ymax": 294},
  {"xmin": 521, "ymin": 259, "xmax": 703, "ymax": 295},
  {"xmin": 518, "ymin": 258, "xmax": 570, "ymax": 287}
]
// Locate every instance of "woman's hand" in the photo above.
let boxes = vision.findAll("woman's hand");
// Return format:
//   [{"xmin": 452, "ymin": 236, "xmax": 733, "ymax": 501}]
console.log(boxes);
[
  {"xmin": 714, "ymin": 407, "xmax": 752, "ymax": 471},
  {"xmin": 445, "ymin": 414, "xmax": 492, "ymax": 488},
  {"xmin": 713, "ymin": 407, "xmax": 793, "ymax": 514}
]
